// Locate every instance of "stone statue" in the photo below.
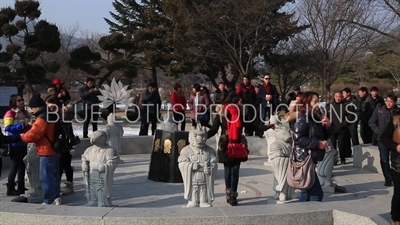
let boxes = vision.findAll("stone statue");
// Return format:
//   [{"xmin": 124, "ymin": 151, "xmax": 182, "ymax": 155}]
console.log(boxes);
[
  {"xmin": 82, "ymin": 130, "xmax": 118, "ymax": 207},
  {"xmin": 265, "ymin": 115, "xmax": 284, "ymax": 163},
  {"xmin": 159, "ymin": 112, "xmax": 178, "ymax": 131},
  {"xmin": 178, "ymin": 127, "xmax": 218, "ymax": 207},
  {"xmin": 103, "ymin": 113, "xmax": 124, "ymax": 163},
  {"xmin": 23, "ymin": 143, "xmax": 43, "ymax": 203},
  {"xmin": 317, "ymin": 139, "xmax": 338, "ymax": 193},
  {"xmin": 269, "ymin": 128, "xmax": 295, "ymax": 203}
]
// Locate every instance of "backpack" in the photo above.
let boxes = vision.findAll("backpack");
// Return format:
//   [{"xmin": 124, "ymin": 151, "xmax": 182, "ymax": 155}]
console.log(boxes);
[{"xmin": 45, "ymin": 121, "xmax": 70, "ymax": 154}]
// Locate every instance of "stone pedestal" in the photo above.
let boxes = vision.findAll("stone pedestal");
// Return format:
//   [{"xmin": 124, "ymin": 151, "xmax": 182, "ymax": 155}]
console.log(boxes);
[{"xmin": 148, "ymin": 130, "xmax": 189, "ymax": 183}]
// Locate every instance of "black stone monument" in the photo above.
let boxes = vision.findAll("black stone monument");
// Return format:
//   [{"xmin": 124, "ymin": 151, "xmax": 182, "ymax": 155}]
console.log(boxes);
[{"xmin": 148, "ymin": 129, "xmax": 189, "ymax": 183}]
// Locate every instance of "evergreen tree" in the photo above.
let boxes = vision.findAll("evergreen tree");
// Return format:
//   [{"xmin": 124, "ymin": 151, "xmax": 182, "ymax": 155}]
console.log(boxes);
[
  {"xmin": 0, "ymin": 0, "xmax": 61, "ymax": 92},
  {"xmin": 104, "ymin": 0, "xmax": 174, "ymax": 89},
  {"xmin": 68, "ymin": 32, "xmax": 138, "ymax": 86}
]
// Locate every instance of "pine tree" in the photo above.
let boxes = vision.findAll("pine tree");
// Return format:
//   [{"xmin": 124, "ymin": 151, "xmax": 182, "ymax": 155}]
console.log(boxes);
[
  {"xmin": 0, "ymin": 0, "xmax": 61, "ymax": 92},
  {"xmin": 104, "ymin": 0, "xmax": 174, "ymax": 89},
  {"xmin": 68, "ymin": 32, "xmax": 138, "ymax": 86}
]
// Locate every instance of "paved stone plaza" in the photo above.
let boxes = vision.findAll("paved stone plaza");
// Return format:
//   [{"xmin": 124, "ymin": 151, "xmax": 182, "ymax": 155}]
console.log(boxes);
[{"xmin": 0, "ymin": 154, "xmax": 393, "ymax": 223}]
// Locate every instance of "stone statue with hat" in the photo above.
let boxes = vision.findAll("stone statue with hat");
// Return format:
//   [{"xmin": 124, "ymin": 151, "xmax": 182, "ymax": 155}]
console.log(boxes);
[{"xmin": 178, "ymin": 126, "xmax": 218, "ymax": 207}]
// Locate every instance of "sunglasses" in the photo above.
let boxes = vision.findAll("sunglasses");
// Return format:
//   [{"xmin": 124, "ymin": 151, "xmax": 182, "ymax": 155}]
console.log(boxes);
[
  {"xmin": 264, "ymin": 78, "xmax": 270, "ymax": 80},
  {"xmin": 17, "ymin": 99, "xmax": 24, "ymax": 102}
]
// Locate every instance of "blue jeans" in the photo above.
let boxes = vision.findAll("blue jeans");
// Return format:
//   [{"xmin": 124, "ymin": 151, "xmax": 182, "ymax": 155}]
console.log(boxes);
[
  {"xmin": 40, "ymin": 154, "xmax": 61, "ymax": 204},
  {"xmin": 224, "ymin": 162, "xmax": 241, "ymax": 192},
  {"xmin": 260, "ymin": 107, "xmax": 274, "ymax": 124},
  {"xmin": 378, "ymin": 141, "xmax": 392, "ymax": 182},
  {"xmin": 298, "ymin": 172, "xmax": 323, "ymax": 202}
]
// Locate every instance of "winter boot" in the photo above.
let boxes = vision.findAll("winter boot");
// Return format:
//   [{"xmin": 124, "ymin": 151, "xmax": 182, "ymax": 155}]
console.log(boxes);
[
  {"xmin": 61, "ymin": 182, "xmax": 74, "ymax": 196},
  {"xmin": 17, "ymin": 181, "xmax": 27, "ymax": 195},
  {"xmin": 225, "ymin": 188, "xmax": 232, "ymax": 204},
  {"xmin": 230, "ymin": 192, "xmax": 238, "ymax": 206},
  {"xmin": 6, "ymin": 183, "xmax": 20, "ymax": 196}
]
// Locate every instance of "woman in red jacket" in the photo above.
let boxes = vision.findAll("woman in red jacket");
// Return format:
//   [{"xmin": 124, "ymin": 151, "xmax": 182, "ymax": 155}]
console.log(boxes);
[{"xmin": 170, "ymin": 83, "xmax": 187, "ymax": 131}]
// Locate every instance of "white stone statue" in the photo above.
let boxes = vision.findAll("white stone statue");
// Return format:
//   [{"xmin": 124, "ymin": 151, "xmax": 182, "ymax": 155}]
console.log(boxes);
[
  {"xmin": 159, "ymin": 112, "xmax": 178, "ymax": 131},
  {"xmin": 317, "ymin": 139, "xmax": 338, "ymax": 193},
  {"xmin": 178, "ymin": 126, "xmax": 218, "ymax": 207},
  {"xmin": 265, "ymin": 115, "xmax": 285, "ymax": 163},
  {"xmin": 23, "ymin": 143, "xmax": 43, "ymax": 203},
  {"xmin": 103, "ymin": 113, "xmax": 124, "ymax": 163},
  {"xmin": 82, "ymin": 130, "xmax": 118, "ymax": 207},
  {"xmin": 269, "ymin": 128, "xmax": 295, "ymax": 203}
]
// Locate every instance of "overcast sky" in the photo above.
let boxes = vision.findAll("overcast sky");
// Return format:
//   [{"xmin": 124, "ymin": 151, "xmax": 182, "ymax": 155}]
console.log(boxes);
[{"xmin": 0, "ymin": 0, "xmax": 114, "ymax": 35}]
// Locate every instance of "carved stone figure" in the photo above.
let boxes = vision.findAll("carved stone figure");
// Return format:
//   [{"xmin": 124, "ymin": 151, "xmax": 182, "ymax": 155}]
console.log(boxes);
[
  {"xmin": 103, "ymin": 113, "xmax": 124, "ymax": 163},
  {"xmin": 269, "ymin": 128, "xmax": 295, "ymax": 203},
  {"xmin": 159, "ymin": 113, "xmax": 178, "ymax": 131},
  {"xmin": 82, "ymin": 130, "xmax": 118, "ymax": 207},
  {"xmin": 265, "ymin": 115, "xmax": 285, "ymax": 163},
  {"xmin": 317, "ymin": 139, "xmax": 338, "ymax": 193},
  {"xmin": 23, "ymin": 143, "xmax": 43, "ymax": 203},
  {"xmin": 178, "ymin": 127, "xmax": 218, "ymax": 207}
]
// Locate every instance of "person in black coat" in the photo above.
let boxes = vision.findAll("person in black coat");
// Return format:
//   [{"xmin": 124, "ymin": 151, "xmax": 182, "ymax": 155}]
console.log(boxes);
[
  {"xmin": 214, "ymin": 82, "xmax": 229, "ymax": 104},
  {"xmin": 79, "ymin": 77, "xmax": 101, "ymax": 138},
  {"xmin": 139, "ymin": 82, "xmax": 161, "ymax": 136},
  {"xmin": 358, "ymin": 87, "xmax": 373, "ymax": 144},
  {"xmin": 286, "ymin": 91, "xmax": 334, "ymax": 202},
  {"xmin": 285, "ymin": 85, "xmax": 302, "ymax": 112},
  {"xmin": 369, "ymin": 94, "xmax": 400, "ymax": 186},
  {"xmin": 257, "ymin": 74, "xmax": 280, "ymax": 122},
  {"xmin": 326, "ymin": 91, "xmax": 351, "ymax": 165},
  {"xmin": 380, "ymin": 114, "xmax": 400, "ymax": 224},
  {"xmin": 342, "ymin": 87, "xmax": 361, "ymax": 146}
]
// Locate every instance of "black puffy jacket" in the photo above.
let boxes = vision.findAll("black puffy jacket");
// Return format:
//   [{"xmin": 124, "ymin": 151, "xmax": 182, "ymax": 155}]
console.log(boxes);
[
  {"xmin": 288, "ymin": 111, "xmax": 334, "ymax": 163},
  {"xmin": 381, "ymin": 115, "xmax": 400, "ymax": 172}
]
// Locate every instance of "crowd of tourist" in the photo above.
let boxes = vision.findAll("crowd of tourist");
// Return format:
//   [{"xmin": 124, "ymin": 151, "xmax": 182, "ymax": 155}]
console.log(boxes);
[{"xmin": 0, "ymin": 74, "xmax": 399, "ymax": 224}]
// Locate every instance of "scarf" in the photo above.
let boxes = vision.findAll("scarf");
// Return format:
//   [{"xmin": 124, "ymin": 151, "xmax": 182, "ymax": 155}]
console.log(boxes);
[
  {"xmin": 263, "ymin": 83, "xmax": 271, "ymax": 94},
  {"xmin": 225, "ymin": 104, "xmax": 242, "ymax": 141}
]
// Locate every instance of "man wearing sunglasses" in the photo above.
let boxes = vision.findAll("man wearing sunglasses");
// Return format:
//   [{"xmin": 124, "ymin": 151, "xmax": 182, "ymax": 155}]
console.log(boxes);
[{"xmin": 257, "ymin": 73, "xmax": 279, "ymax": 131}]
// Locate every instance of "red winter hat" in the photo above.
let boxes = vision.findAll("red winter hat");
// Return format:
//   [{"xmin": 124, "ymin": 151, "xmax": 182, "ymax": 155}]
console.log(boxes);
[{"xmin": 52, "ymin": 78, "xmax": 64, "ymax": 86}]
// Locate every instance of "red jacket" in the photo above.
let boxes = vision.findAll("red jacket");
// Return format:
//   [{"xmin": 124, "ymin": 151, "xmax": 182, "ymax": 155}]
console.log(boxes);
[
  {"xmin": 171, "ymin": 91, "xmax": 186, "ymax": 111},
  {"xmin": 236, "ymin": 84, "xmax": 256, "ymax": 104}
]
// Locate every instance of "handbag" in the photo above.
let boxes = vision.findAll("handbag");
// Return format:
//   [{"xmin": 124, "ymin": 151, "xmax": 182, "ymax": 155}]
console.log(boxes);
[
  {"xmin": 393, "ymin": 115, "xmax": 400, "ymax": 144},
  {"xmin": 225, "ymin": 121, "xmax": 249, "ymax": 159},
  {"xmin": 226, "ymin": 142, "xmax": 249, "ymax": 159},
  {"xmin": 286, "ymin": 131, "xmax": 315, "ymax": 190}
]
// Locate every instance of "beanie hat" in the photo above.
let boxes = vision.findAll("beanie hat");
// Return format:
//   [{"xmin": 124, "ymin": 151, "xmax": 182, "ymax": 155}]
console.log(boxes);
[{"xmin": 29, "ymin": 93, "xmax": 46, "ymax": 108}]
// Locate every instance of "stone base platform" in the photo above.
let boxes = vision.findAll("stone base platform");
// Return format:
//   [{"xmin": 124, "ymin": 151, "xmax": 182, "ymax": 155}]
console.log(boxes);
[
  {"xmin": 353, "ymin": 144, "xmax": 382, "ymax": 174},
  {"xmin": 0, "ymin": 202, "xmax": 389, "ymax": 225},
  {"xmin": 0, "ymin": 155, "xmax": 393, "ymax": 224}
]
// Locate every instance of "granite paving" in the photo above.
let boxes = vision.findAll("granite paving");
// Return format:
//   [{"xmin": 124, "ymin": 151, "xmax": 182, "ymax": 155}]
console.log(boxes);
[{"xmin": 0, "ymin": 155, "xmax": 393, "ymax": 223}]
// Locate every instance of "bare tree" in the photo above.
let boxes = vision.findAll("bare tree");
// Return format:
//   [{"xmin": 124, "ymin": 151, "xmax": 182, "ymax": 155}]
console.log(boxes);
[
  {"xmin": 266, "ymin": 37, "xmax": 315, "ymax": 98},
  {"xmin": 46, "ymin": 24, "xmax": 87, "ymax": 86},
  {"xmin": 163, "ymin": 0, "xmax": 305, "ymax": 90},
  {"xmin": 298, "ymin": 0, "xmax": 374, "ymax": 99},
  {"xmin": 339, "ymin": 0, "xmax": 400, "ymax": 42}
]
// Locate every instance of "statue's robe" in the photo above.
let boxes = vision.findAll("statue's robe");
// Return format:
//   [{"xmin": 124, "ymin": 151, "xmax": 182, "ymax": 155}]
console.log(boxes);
[{"xmin": 178, "ymin": 145, "xmax": 217, "ymax": 204}]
